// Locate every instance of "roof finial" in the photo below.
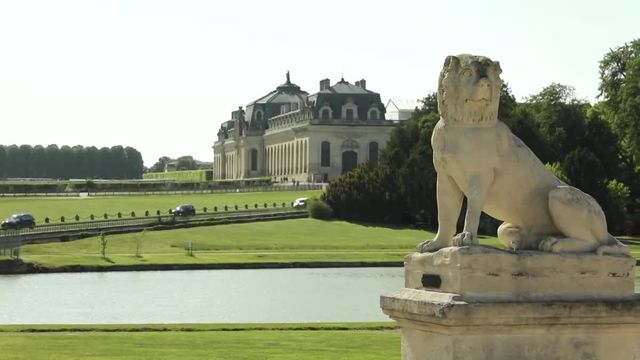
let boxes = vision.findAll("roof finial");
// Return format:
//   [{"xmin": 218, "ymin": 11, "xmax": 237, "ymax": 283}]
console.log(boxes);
[{"xmin": 286, "ymin": 71, "xmax": 290, "ymax": 84}]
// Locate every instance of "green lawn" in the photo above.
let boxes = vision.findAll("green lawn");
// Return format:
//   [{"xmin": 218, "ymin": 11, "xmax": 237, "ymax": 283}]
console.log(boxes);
[
  {"xmin": 0, "ymin": 190, "xmax": 322, "ymax": 223},
  {"xmin": 0, "ymin": 323, "xmax": 399, "ymax": 360}
]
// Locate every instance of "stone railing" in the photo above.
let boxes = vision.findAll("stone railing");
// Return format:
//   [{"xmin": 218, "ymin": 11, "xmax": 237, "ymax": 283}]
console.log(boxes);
[{"xmin": 267, "ymin": 109, "xmax": 313, "ymax": 131}]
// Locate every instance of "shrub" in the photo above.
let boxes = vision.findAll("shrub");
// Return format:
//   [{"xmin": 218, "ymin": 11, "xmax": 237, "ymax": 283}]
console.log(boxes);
[
  {"xmin": 75, "ymin": 215, "xmax": 80, "ymax": 221},
  {"xmin": 90, "ymin": 214, "xmax": 95, "ymax": 220},
  {"xmin": 117, "ymin": 212, "xmax": 122, "ymax": 218},
  {"xmin": 131, "ymin": 211, "xmax": 136, "ymax": 217},
  {"xmin": 103, "ymin": 213, "xmax": 108, "ymax": 219},
  {"xmin": 308, "ymin": 199, "xmax": 333, "ymax": 220},
  {"xmin": 60, "ymin": 216, "xmax": 65, "ymax": 223},
  {"xmin": 44, "ymin": 217, "xmax": 49, "ymax": 224},
  {"xmin": 203, "ymin": 207, "xmax": 207, "ymax": 213},
  {"xmin": 145, "ymin": 210, "xmax": 150, "ymax": 217}
]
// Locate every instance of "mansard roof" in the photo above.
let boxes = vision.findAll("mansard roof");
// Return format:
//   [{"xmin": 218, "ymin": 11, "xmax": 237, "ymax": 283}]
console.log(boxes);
[
  {"xmin": 248, "ymin": 72, "xmax": 308, "ymax": 106},
  {"xmin": 315, "ymin": 78, "xmax": 378, "ymax": 95}
]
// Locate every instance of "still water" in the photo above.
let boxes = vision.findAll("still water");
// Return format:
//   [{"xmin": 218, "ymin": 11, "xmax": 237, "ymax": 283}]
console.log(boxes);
[
  {"xmin": 0, "ymin": 268, "xmax": 638, "ymax": 325},
  {"xmin": 0, "ymin": 267, "xmax": 403, "ymax": 324}
]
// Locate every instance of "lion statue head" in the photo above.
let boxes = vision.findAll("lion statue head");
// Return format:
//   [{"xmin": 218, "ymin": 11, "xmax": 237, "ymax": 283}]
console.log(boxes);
[{"xmin": 437, "ymin": 54, "xmax": 502, "ymax": 126}]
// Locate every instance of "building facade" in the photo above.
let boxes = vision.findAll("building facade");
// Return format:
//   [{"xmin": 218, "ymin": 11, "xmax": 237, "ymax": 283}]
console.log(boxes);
[{"xmin": 212, "ymin": 73, "xmax": 398, "ymax": 182}]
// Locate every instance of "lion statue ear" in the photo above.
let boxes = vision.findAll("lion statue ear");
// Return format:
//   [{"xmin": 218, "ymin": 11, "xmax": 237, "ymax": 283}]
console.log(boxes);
[{"xmin": 443, "ymin": 55, "xmax": 460, "ymax": 70}]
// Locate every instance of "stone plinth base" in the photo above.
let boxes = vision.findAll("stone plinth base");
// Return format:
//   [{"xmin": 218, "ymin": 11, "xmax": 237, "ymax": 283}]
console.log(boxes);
[
  {"xmin": 404, "ymin": 246, "xmax": 636, "ymax": 301},
  {"xmin": 381, "ymin": 247, "xmax": 639, "ymax": 359},
  {"xmin": 381, "ymin": 288, "xmax": 640, "ymax": 360}
]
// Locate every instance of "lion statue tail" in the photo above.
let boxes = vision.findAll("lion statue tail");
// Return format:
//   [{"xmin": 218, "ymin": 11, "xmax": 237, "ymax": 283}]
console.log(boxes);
[{"xmin": 596, "ymin": 235, "xmax": 631, "ymax": 256}]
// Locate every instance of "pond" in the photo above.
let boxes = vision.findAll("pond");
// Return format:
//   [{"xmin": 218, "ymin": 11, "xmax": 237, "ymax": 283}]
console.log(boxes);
[
  {"xmin": 0, "ymin": 268, "xmax": 637, "ymax": 325},
  {"xmin": 0, "ymin": 267, "xmax": 403, "ymax": 324}
]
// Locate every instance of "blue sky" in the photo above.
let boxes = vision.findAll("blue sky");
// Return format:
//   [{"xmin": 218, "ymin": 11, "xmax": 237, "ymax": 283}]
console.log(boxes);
[{"xmin": 0, "ymin": 0, "xmax": 638, "ymax": 166}]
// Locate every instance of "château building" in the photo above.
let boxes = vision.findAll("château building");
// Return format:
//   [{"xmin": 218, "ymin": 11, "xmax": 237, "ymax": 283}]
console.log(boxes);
[{"xmin": 212, "ymin": 73, "xmax": 398, "ymax": 182}]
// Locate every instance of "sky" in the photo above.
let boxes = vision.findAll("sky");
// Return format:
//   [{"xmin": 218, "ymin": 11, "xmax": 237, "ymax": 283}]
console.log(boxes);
[{"xmin": 0, "ymin": 0, "xmax": 638, "ymax": 167}]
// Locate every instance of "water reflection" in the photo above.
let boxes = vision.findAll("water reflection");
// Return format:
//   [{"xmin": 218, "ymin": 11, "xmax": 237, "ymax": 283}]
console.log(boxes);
[{"xmin": 0, "ymin": 267, "xmax": 637, "ymax": 325}]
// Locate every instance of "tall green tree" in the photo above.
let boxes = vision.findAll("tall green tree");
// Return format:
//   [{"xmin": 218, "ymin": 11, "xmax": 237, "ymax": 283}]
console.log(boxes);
[
  {"xmin": 124, "ymin": 147, "xmax": 144, "ymax": 179},
  {"xmin": 524, "ymin": 83, "xmax": 589, "ymax": 164},
  {"xmin": 598, "ymin": 38, "xmax": 640, "ymax": 160}
]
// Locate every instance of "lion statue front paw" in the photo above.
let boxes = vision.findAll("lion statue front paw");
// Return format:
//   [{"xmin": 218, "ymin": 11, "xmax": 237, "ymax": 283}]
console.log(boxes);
[{"xmin": 452, "ymin": 232, "xmax": 476, "ymax": 246}]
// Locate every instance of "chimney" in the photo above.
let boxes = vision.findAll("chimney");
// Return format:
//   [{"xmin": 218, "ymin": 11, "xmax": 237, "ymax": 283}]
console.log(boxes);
[
  {"xmin": 320, "ymin": 78, "xmax": 330, "ymax": 91},
  {"xmin": 357, "ymin": 79, "xmax": 366, "ymax": 89}
]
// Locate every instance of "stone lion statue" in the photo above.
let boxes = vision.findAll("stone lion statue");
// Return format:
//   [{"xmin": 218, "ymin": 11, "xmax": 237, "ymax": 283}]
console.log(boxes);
[{"xmin": 417, "ymin": 54, "xmax": 629, "ymax": 256}]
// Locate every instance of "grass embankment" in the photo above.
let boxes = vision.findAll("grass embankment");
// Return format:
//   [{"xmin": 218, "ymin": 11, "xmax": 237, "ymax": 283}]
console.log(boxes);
[
  {"xmin": 0, "ymin": 190, "xmax": 322, "ymax": 223},
  {"xmin": 0, "ymin": 323, "xmax": 399, "ymax": 360},
  {"xmin": 5, "ymin": 218, "xmax": 639, "ymax": 269},
  {"xmin": 16, "ymin": 219, "xmax": 445, "ymax": 268}
]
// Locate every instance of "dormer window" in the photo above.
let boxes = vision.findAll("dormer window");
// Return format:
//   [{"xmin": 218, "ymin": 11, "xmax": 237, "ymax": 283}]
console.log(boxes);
[
  {"xmin": 280, "ymin": 104, "xmax": 291, "ymax": 114},
  {"xmin": 346, "ymin": 109, "xmax": 354, "ymax": 121},
  {"xmin": 368, "ymin": 108, "xmax": 380, "ymax": 121},
  {"xmin": 319, "ymin": 105, "xmax": 332, "ymax": 120},
  {"xmin": 341, "ymin": 99, "xmax": 358, "ymax": 121}
]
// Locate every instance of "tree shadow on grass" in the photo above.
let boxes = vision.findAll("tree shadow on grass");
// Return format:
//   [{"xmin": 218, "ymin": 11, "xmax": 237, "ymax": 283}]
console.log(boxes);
[{"xmin": 339, "ymin": 219, "xmax": 435, "ymax": 233}]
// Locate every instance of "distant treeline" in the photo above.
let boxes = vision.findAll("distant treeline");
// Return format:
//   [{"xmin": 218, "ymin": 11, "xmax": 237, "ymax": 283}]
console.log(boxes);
[{"xmin": 0, "ymin": 144, "xmax": 144, "ymax": 179}]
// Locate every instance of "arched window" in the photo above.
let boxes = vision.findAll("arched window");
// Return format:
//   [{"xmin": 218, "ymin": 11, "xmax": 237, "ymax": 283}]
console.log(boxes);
[
  {"xmin": 369, "ymin": 142, "xmax": 379, "ymax": 165},
  {"xmin": 250, "ymin": 149, "xmax": 258, "ymax": 171},
  {"xmin": 321, "ymin": 141, "xmax": 330, "ymax": 167},
  {"xmin": 341, "ymin": 99, "xmax": 358, "ymax": 121},
  {"xmin": 368, "ymin": 108, "xmax": 379, "ymax": 120},
  {"xmin": 319, "ymin": 105, "xmax": 332, "ymax": 120},
  {"xmin": 346, "ymin": 109, "xmax": 354, "ymax": 121},
  {"xmin": 255, "ymin": 110, "xmax": 263, "ymax": 122}
]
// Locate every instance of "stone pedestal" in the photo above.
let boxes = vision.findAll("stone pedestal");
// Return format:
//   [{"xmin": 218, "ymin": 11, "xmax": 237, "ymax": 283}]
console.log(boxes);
[{"xmin": 380, "ymin": 246, "xmax": 640, "ymax": 360}]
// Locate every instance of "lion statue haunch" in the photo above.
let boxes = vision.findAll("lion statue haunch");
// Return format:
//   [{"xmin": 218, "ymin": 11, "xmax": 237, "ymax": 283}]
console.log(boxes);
[{"xmin": 416, "ymin": 54, "xmax": 629, "ymax": 256}]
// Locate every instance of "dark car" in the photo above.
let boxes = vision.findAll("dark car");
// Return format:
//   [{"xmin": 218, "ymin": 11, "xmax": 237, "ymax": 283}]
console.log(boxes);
[
  {"xmin": 1, "ymin": 214, "xmax": 36, "ymax": 230},
  {"xmin": 172, "ymin": 204, "xmax": 196, "ymax": 216}
]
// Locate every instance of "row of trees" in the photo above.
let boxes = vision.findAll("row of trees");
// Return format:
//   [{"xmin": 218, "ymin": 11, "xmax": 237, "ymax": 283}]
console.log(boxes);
[
  {"xmin": 324, "ymin": 38, "xmax": 640, "ymax": 235},
  {"xmin": 0, "ymin": 144, "xmax": 144, "ymax": 179}
]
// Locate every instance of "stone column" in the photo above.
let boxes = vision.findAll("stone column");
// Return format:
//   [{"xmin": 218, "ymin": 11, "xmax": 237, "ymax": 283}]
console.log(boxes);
[{"xmin": 381, "ymin": 246, "xmax": 640, "ymax": 360}]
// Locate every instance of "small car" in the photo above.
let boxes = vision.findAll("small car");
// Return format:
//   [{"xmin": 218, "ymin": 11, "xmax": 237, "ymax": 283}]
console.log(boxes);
[
  {"xmin": 1, "ymin": 214, "xmax": 36, "ymax": 230},
  {"xmin": 293, "ymin": 197, "xmax": 308, "ymax": 209},
  {"xmin": 172, "ymin": 204, "xmax": 196, "ymax": 216}
]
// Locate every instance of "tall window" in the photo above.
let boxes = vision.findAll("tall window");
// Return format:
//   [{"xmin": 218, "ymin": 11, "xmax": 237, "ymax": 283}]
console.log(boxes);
[
  {"xmin": 369, "ymin": 142, "xmax": 379, "ymax": 165},
  {"xmin": 321, "ymin": 141, "xmax": 330, "ymax": 167},
  {"xmin": 255, "ymin": 111, "xmax": 263, "ymax": 122},
  {"xmin": 250, "ymin": 149, "xmax": 258, "ymax": 171}
]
